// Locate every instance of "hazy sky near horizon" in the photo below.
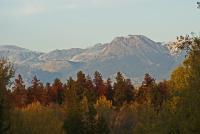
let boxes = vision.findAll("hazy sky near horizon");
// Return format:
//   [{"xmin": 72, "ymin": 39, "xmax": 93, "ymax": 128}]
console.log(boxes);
[{"xmin": 0, "ymin": 0, "xmax": 199, "ymax": 52}]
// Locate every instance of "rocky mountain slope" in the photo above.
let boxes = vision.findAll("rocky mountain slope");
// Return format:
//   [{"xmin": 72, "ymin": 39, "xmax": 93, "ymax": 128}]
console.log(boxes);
[{"xmin": 0, "ymin": 35, "xmax": 184, "ymax": 84}]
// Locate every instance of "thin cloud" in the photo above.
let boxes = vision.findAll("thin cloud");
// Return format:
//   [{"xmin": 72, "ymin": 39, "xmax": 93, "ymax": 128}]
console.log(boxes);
[
  {"xmin": 19, "ymin": 2, "xmax": 46, "ymax": 16},
  {"xmin": 0, "ymin": 0, "xmax": 144, "ymax": 17},
  {"xmin": 0, "ymin": 0, "xmax": 46, "ymax": 17}
]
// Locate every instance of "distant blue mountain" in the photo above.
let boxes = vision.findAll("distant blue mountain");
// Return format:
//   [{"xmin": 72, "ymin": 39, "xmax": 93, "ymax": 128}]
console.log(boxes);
[{"xmin": 0, "ymin": 35, "xmax": 185, "ymax": 84}]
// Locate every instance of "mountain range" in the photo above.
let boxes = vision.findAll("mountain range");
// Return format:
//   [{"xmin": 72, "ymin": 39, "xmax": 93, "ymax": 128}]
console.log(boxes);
[{"xmin": 0, "ymin": 35, "xmax": 184, "ymax": 84}]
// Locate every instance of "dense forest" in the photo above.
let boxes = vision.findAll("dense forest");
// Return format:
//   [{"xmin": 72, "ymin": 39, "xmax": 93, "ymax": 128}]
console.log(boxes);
[{"xmin": 0, "ymin": 36, "xmax": 200, "ymax": 134}]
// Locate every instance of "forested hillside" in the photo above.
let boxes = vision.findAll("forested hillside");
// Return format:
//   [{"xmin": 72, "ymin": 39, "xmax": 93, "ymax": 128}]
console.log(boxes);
[{"xmin": 0, "ymin": 36, "xmax": 200, "ymax": 134}]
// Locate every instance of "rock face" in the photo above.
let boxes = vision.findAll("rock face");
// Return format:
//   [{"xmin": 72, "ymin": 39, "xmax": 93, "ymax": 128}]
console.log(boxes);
[{"xmin": 0, "ymin": 35, "xmax": 184, "ymax": 84}]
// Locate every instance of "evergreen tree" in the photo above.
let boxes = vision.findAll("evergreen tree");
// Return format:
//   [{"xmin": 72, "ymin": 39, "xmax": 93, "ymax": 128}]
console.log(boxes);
[
  {"xmin": 93, "ymin": 71, "xmax": 107, "ymax": 97},
  {"xmin": 64, "ymin": 77, "xmax": 85, "ymax": 134},
  {"xmin": 113, "ymin": 72, "xmax": 135, "ymax": 106},
  {"xmin": 137, "ymin": 73, "xmax": 156, "ymax": 104},
  {"xmin": 142, "ymin": 73, "xmax": 155, "ymax": 86},
  {"xmin": 81, "ymin": 96, "xmax": 97, "ymax": 134},
  {"xmin": 0, "ymin": 59, "xmax": 14, "ymax": 134},
  {"xmin": 51, "ymin": 78, "xmax": 64, "ymax": 105},
  {"xmin": 76, "ymin": 71, "xmax": 87, "ymax": 101},
  {"xmin": 106, "ymin": 78, "xmax": 113, "ymax": 101},
  {"xmin": 63, "ymin": 108, "xmax": 84, "ymax": 134},
  {"xmin": 96, "ymin": 116, "xmax": 110, "ymax": 134},
  {"xmin": 85, "ymin": 75, "xmax": 96, "ymax": 103},
  {"xmin": 66, "ymin": 77, "xmax": 76, "ymax": 102},
  {"xmin": 151, "ymin": 81, "xmax": 169, "ymax": 112},
  {"xmin": 27, "ymin": 76, "xmax": 45, "ymax": 104},
  {"xmin": 12, "ymin": 74, "xmax": 27, "ymax": 108},
  {"xmin": 124, "ymin": 79, "xmax": 135, "ymax": 103},
  {"xmin": 0, "ymin": 87, "xmax": 10, "ymax": 134},
  {"xmin": 44, "ymin": 82, "xmax": 51, "ymax": 105}
]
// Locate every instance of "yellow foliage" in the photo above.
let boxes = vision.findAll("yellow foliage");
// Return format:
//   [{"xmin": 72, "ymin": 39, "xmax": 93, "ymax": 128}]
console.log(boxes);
[
  {"xmin": 11, "ymin": 102, "xmax": 64, "ymax": 134},
  {"xmin": 167, "ymin": 96, "xmax": 181, "ymax": 113},
  {"xmin": 95, "ymin": 96, "xmax": 112, "ymax": 119},
  {"xmin": 21, "ymin": 101, "xmax": 44, "ymax": 112},
  {"xmin": 95, "ymin": 96, "xmax": 112, "ymax": 109},
  {"xmin": 170, "ymin": 66, "xmax": 189, "ymax": 91},
  {"xmin": 80, "ymin": 96, "xmax": 89, "ymax": 113}
]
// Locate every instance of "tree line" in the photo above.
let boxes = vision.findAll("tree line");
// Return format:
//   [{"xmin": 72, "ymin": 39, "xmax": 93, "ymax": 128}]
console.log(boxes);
[{"xmin": 0, "ymin": 35, "xmax": 200, "ymax": 134}]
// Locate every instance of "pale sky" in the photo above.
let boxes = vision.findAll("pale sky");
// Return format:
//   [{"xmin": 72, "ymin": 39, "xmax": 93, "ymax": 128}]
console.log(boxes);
[{"xmin": 0, "ymin": 0, "xmax": 199, "ymax": 52}]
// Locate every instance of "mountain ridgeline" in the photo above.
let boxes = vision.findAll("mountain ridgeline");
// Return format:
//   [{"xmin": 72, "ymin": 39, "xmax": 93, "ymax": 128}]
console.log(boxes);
[{"xmin": 0, "ymin": 35, "xmax": 184, "ymax": 84}]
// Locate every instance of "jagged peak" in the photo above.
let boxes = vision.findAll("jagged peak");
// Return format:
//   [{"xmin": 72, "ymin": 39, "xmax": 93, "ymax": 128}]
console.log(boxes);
[{"xmin": 111, "ymin": 35, "xmax": 155, "ymax": 44}]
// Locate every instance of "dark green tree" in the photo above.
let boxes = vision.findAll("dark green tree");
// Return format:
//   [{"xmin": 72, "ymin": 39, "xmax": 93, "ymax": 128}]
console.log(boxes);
[
  {"xmin": 76, "ymin": 71, "xmax": 87, "ymax": 101},
  {"xmin": 113, "ymin": 72, "xmax": 135, "ymax": 106},
  {"xmin": 64, "ymin": 77, "xmax": 85, "ymax": 134},
  {"xmin": 0, "ymin": 59, "xmax": 14, "ymax": 134},
  {"xmin": 137, "ymin": 73, "xmax": 156, "ymax": 104},
  {"xmin": 113, "ymin": 72, "xmax": 125, "ymax": 106},
  {"xmin": 85, "ymin": 75, "xmax": 96, "ymax": 103},
  {"xmin": 96, "ymin": 116, "xmax": 110, "ymax": 134},
  {"xmin": 124, "ymin": 79, "xmax": 135, "ymax": 103},
  {"xmin": 106, "ymin": 78, "xmax": 113, "ymax": 101}
]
